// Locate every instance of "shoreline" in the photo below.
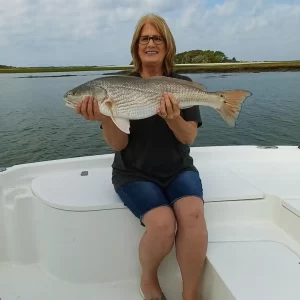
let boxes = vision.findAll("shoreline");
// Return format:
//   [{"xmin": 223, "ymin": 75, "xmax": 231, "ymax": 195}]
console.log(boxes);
[{"xmin": 1, "ymin": 61, "xmax": 300, "ymax": 74}]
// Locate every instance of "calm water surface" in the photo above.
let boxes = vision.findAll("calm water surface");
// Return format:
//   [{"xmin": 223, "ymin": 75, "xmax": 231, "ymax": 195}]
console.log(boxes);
[{"xmin": 0, "ymin": 71, "xmax": 299, "ymax": 168}]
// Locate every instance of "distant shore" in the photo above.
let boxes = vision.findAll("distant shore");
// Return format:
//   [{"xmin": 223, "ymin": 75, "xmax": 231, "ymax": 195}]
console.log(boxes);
[{"xmin": 1, "ymin": 61, "xmax": 300, "ymax": 74}]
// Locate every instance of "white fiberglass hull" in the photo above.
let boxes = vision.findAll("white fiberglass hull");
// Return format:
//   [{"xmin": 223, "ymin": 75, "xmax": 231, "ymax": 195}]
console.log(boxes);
[{"xmin": 1, "ymin": 145, "xmax": 300, "ymax": 300}]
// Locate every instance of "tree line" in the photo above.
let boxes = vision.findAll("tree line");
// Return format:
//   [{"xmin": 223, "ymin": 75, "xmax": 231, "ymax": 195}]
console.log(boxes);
[
  {"xmin": 0, "ymin": 65, "xmax": 12, "ymax": 68},
  {"xmin": 175, "ymin": 50, "xmax": 236, "ymax": 63}
]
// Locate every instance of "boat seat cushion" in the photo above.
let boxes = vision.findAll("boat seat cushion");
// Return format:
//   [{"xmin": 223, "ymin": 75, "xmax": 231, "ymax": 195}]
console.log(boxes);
[
  {"xmin": 31, "ymin": 163, "xmax": 264, "ymax": 211},
  {"xmin": 226, "ymin": 161, "xmax": 300, "ymax": 199}
]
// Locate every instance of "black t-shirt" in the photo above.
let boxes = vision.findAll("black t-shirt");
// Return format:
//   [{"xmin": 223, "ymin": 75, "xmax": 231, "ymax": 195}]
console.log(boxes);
[{"xmin": 101, "ymin": 71, "xmax": 203, "ymax": 190}]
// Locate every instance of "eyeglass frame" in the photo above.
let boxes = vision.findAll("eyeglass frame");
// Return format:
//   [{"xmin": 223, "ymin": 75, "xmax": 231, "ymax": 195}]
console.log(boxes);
[{"xmin": 138, "ymin": 35, "xmax": 165, "ymax": 45}]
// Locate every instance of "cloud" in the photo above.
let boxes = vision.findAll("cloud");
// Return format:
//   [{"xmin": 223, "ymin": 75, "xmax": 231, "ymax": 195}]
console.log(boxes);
[
  {"xmin": 173, "ymin": 0, "xmax": 300, "ymax": 61},
  {"xmin": 0, "ymin": 0, "xmax": 299, "ymax": 66}
]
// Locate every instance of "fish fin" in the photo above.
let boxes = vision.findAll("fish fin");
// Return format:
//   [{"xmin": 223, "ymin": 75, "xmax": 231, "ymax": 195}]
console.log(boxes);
[
  {"xmin": 101, "ymin": 99, "xmax": 115, "ymax": 116},
  {"xmin": 216, "ymin": 90, "xmax": 252, "ymax": 127},
  {"xmin": 102, "ymin": 99, "xmax": 130, "ymax": 134},
  {"xmin": 148, "ymin": 76, "xmax": 207, "ymax": 91},
  {"xmin": 111, "ymin": 118, "xmax": 130, "ymax": 134}
]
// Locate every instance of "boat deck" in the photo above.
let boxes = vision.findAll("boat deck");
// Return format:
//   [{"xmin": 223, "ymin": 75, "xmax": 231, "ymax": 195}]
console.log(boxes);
[
  {"xmin": 1, "ymin": 222, "xmax": 300, "ymax": 300},
  {"xmin": 0, "ymin": 264, "xmax": 180, "ymax": 300},
  {"xmin": 1, "ymin": 145, "xmax": 300, "ymax": 300}
]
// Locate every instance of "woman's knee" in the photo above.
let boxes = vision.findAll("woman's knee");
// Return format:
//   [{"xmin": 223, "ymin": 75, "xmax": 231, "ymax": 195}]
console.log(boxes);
[
  {"xmin": 174, "ymin": 197, "xmax": 207, "ymax": 233},
  {"xmin": 142, "ymin": 206, "xmax": 176, "ymax": 239}
]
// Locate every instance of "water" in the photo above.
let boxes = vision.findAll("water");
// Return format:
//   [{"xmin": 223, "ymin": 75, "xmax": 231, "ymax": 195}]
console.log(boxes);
[{"xmin": 0, "ymin": 71, "xmax": 300, "ymax": 168}]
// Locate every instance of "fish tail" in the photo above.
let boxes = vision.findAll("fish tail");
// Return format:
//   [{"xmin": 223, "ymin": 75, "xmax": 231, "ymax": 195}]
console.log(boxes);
[{"xmin": 216, "ymin": 90, "xmax": 252, "ymax": 127}]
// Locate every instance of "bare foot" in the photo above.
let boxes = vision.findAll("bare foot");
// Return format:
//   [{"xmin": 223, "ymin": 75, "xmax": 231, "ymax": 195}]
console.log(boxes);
[{"xmin": 140, "ymin": 273, "xmax": 163, "ymax": 300}]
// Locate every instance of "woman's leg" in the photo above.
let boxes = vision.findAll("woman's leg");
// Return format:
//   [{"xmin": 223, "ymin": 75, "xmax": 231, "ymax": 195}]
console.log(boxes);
[
  {"xmin": 116, "ymin": 181, "xmax": 176, "ymax": 299},
  {"xmin": 140, "ymin": 206, "xmax": 176, "ymax": 299},
  {"xmin": 173, "ymin": 197, "xmax": 207, "ymax": 300},
  {"xmin": 165, "ymin": 171, "xmax": 208, "ymax": 300}
]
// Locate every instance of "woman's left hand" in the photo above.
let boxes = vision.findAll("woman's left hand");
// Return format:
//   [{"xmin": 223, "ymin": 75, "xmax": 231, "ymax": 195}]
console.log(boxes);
[{"xmin": 157, "ymin": 92, "xmax": 180, "ymax": 120}]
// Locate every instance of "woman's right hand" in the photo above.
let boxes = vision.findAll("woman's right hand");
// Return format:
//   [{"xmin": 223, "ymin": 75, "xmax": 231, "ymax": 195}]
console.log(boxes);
[
  {"xmin": 76, "ymin": 96, "xmax": 110, "ymax": 123},
  {"xmin": 76, "ymin": 95, "xmax": 128, "ymax": 151}
]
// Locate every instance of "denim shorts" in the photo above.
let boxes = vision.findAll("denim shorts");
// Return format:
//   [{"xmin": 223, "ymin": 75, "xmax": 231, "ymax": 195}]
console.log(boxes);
[{"xmin": 116, "ymin": 170, "xmax": 204, "ymax": 226}]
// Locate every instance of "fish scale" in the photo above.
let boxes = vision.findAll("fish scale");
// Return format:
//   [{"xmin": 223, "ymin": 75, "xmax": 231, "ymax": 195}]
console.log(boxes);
[
  {"xmin": 100, "ymin": 77, "xmax": 216, "ymax": 119},
  {"xmin": 106, "ymin": 89, "xmax": 162, "ymax": 119}
]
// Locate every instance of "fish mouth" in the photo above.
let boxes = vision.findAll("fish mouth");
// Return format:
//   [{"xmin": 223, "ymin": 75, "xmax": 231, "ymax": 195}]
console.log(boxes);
[
  {"xmin": 63, "ymin": 93, "xmax": 81, "ymax": 108},
  {"xmin": 65, "ymin": 101, "xmax": 75, "ymax": 108},
  {"xmin": 63, "ymin": 92, "xmax": 71, "ymax": 101},
  {"xmin": 64, "ymin": 95, "xmax": 75, "ymax": 107}
]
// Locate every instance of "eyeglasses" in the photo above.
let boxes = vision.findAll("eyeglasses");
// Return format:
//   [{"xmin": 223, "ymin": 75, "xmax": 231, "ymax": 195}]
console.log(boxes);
[{"xmin": 138, "ymin": 35, "xmax": 164, "ymax": 45}]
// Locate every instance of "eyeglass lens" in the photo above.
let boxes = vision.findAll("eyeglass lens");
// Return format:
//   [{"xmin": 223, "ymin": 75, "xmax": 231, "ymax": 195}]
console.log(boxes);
[{"xmin": 139, "ymin": 35, "xmax": 164, "ymax": 45}]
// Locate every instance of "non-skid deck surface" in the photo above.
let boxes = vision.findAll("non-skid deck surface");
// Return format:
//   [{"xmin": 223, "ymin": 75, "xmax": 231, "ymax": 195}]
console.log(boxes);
[{"xmin": 0, "ymin": 264, "xmax": 182, "ymax": 300}]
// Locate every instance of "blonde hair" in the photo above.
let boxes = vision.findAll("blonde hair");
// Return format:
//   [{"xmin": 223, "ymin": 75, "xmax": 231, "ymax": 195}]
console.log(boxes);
[{"xmin": 130, "ymin": 13, "xmax": 176, "ymax": 75}]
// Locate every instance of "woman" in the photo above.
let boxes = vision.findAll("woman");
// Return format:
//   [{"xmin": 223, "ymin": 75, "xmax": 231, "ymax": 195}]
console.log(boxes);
[{"xmin": 76, "ymin": 13, "xmax": 208, "ymax": 300}]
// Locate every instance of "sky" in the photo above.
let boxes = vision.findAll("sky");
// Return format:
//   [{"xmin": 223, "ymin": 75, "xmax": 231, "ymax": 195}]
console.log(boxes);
[{"xmin": 1, "ymin": 0, "xmax": 300, "ymax": 67}]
